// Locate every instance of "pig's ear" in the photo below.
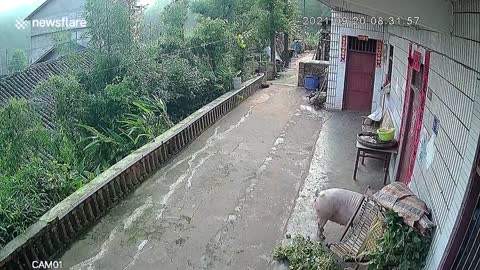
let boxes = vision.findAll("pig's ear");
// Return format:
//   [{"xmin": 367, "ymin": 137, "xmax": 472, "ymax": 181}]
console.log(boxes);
[{"xmin": 317, "ymin": 190, "xmax": 326, "ymax": 197}]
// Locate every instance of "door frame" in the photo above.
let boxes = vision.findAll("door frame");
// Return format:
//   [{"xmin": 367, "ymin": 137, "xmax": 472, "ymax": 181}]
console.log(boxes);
[
  {"xmin": 342, "ymin": 36, "xmax": 377, "ymax": 112},
  {"xmin": 395, "ymin": 44, "xmax": 430, "ymax": 184}
]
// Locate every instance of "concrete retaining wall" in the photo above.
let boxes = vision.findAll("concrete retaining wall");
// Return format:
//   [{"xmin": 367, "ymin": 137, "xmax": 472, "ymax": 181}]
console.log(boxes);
[{"xmin": 0, "ymin": 74, "xmax": 265, "ymax": 270}]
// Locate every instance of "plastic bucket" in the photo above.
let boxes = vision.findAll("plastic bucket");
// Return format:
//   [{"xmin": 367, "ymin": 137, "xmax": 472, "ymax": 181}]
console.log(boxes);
[
  {"xmin": 377, "ymin": 127, "xmax": 395, "ymax": 142},
  {"xmin": 304, "ymin": 75, "xmax": 320, "ymax": 90}
]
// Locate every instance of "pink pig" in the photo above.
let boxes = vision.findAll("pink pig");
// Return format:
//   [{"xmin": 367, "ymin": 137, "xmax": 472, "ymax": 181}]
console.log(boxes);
[{"xmin": 313, "ymin": 188, "xmax": 363, "ymax": 239}]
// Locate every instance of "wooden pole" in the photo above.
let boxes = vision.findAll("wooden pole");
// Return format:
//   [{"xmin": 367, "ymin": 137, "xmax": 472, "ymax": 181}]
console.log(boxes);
[{"xmin": 5, "ymin": 48, "xmax": 8, "ymax": 74}]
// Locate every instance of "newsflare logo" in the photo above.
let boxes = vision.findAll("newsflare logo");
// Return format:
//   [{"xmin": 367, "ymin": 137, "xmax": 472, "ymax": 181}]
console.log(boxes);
[
  {"xmin": 15, "ymin": 17, "xmax": 87, "ymax": 30},
  {"xmin": 15, "ymin": 18, "xmax": 28, "ymax": 30}
]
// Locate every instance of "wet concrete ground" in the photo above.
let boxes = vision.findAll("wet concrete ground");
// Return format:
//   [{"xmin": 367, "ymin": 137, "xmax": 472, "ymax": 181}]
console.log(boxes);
[{"xmin": 60, "ymin": 54, "xmax": 386, "ymax": 270}]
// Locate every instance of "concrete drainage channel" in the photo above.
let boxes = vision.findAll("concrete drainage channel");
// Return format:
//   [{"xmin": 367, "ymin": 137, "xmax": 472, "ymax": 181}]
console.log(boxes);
[{"xmin": 0, "ymin": 74, "xmax": 265, "ymax": 270}]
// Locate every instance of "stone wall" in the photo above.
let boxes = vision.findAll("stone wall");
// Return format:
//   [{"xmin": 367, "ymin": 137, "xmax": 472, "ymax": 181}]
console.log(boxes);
[{"xmin": 298, "ymin": 60, "xmax": 329, "ymax": 87}]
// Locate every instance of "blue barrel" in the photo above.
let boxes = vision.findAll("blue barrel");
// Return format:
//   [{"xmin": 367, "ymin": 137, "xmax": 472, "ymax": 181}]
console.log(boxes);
[{"xmin": 304, "ymin": 75, "xmax": 320, "ymax": 90}]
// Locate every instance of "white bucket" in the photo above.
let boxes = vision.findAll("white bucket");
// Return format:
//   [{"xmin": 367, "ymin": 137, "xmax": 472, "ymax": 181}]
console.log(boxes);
[{"xmin": 233, "ymin": 77, "xmax": 241, "ymax": 90}]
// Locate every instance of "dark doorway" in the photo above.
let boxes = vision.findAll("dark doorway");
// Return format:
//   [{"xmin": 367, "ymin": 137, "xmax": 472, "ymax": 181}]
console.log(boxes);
[{"xmin": 343, "ymin": 36, "xmax": 376, "ymax": 112}]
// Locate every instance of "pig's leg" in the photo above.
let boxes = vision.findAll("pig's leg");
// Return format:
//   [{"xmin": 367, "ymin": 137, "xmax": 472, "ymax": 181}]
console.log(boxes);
[
  {"xmin": 316, "ymin": 213, "xmax": 328, "ymax": 240},
  {"xmin": 313, "ymin": 194, "xmax": 329, "ymax": 240},
  {"xmin": 317, "ymin": 218, "xmax": 327, "ymax": 240}
]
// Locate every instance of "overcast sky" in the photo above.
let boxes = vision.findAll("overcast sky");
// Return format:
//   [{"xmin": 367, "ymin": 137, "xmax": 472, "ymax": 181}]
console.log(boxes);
[
  {"xmin": 0, "ymin": 0, "xmax": 155, "ymax": 12},
  {"xmin": 0, "ymin": 0, "xmax": 43, "ymax": 12}
]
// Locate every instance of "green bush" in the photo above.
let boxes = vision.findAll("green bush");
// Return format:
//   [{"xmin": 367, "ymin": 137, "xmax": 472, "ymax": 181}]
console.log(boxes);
[
  {"xmin": 0, "ymin": 99, "xmax": 51, "ymax": 174},
  {"xmin": 79, "ymin": 96, "xmax": 172, "ymax": 171},
  {"xmin": 273, "ymin": 235, "xmax": 338, "ymax": 270},
  {"xmin": 35, "ymin": 75, "xmax": 90, "ymax": 141},
  {"xmin": 154, "ymin": 55, "xmax": 214, "ymax": 121},
  {"xmin": 0, "ymin": 98, "xmax": 86, "ymax": 248},
  {"xmin": 0, "ymin": 158, "xmax": 83, "ymax": 248},
  {"xmin": 368, "ymin": 210, "xmax": 432, "ymax": 270}
]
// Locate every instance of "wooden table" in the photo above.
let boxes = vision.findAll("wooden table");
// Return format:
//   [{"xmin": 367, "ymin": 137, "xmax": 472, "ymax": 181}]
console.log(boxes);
[{"xmin": 353, "ymin": 141, "xmax": 398, "ymax": 185}]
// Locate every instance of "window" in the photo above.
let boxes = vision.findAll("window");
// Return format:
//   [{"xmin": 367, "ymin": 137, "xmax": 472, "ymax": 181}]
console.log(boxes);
[
  {"xmin": 386, "ymin": 45, "xmax": 394, "ymax": 83},
  {"xmin": 347, "ymin": 36, "xmax": 377, "ymax": 53},
  {"xmin": 411, "ymin": 63, "xmax": 424, "ymax": 90}
]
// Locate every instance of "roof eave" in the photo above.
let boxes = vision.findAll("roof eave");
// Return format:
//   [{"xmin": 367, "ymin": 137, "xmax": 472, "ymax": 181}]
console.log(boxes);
[
  {"xmin": 317, "ymin": 0, "xmax": 453, "ymax": 34},
  {"xmin": 25, "ymin": 0, "xmax": 53, "ymax": 21}
]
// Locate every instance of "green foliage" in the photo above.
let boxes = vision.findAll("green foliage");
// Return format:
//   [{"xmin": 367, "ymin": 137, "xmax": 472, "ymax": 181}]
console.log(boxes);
[
  {"xmin": 89, "ymin": 78, "xmax": 135, "ymax": 127},
  {"xmin": 9, "ymin": 49, "xmax": 28, "ymax": 73},
  {"xmin": 0, "ymin": 158, "xmax": 83, "ymax": 248},
  {"xmin": 303, "ymin": 31, "xmax": 319, "ymax": 48},
  {"xmin": 298, "ymin": 0, "xmax": 331, "ymax": 19},
  {"xmin": 79, "ymin": 96, "xmax": 172, "ymax": 170},
  {"xmin": 191, "ymin": 0, "xmax": 237, "ymax": 21},
  {"xmin": 154, "ymin": 55, "xmax": 214, "ymax": 121},
  {"xmin": 368, "ymin": 210, "xmax": 432, "ymax": 270},
  {"xmin": 0, "ymin": 99, "xmax": 49, "ymax": 174},
  {"xmin": 84, "ymin": 0, "xmax": 139, "ymax": 91},
  {"xmin": 189, "ymin": 18, "xmax": 230, "ymax": 70},
  {"xmin": 120, "ymin": 96, "xmax": 173, "ymax": 143},
  {"xmin": 273, "ymin": 235, "xmax": 338, "ymax": 270},
  {"xmin": 0, "ymin": 99, "xmax": 84, "ymax": 248},
  {"xmin": 78, "ymin": 124, "xmax": 134, "ymax": 170},
  {"xmin": 0, "ymin": 6, "xmax": 31, "ymax": 75},
  {"xmin": 257, "ymin": 0, "xmax": 296, "ymax": 40},
  {"xmin": 35, "ymin": 75, "xmax": 89, "ymax": 140},
  {"xmin": 143, "ymin": 0, "xmax": 170, "ymax": 39},
  {"xmin": 158, "ymin": 0, "xmax": 189, "ymax": 52},
  {"xmin": 0, "ymin": 0, "xmax": 287, "ymax": 249},
  {"xmin": 85, "ymin": 0, "xmax": 137, "ymax": 56}
]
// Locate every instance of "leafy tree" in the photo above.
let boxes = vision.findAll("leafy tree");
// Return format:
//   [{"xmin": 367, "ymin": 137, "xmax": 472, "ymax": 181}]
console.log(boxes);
[
  {"xmin": 84, "ymin": 0, "xmax": 140, "ymax": 90},
  {"xmin": 85, "ymin": 0, "xmax": 138, "ymax": 57},
  {"xmin": 189, "ymin": 18, "xmax": 230, "ymax": 71},
  {"xmin": 153, "ymin": 55, "xmax": 213, "ymax": 121},
  {"xmin": 8, "ymin": 49, "xmax": 27, "ymax": 73},
  {"xmin": 190, "ymin": 0, "xmax": 237, "ymax": 21},
  {"xmin": 143, "ymin": 0, "xmax": 170, "ymax": 41},
  {"xmin": 158, "ymin": 0, "xmax": 189, "ymax": 53},
  {"xmin": 35, "ymin": 75, "xmax": 89, "ymax": 140},
  {"xmin": 257, "ymin": 0, "xmax": 296, "ymax": 72}
]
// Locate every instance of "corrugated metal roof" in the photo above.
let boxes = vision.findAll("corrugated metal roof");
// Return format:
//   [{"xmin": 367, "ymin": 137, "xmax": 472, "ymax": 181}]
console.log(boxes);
[{"xmin": 0, "ymin": 49, "xmax": 93, "ymax": 127}]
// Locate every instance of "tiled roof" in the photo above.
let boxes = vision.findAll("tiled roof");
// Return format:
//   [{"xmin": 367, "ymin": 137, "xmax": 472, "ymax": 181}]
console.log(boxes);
[{"xmin": 0, "ymin": 49, "xmax": 93, "ymax": 127}]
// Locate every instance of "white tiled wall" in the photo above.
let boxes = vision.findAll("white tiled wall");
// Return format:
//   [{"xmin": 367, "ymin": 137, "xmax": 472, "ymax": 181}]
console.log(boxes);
[
  {"xmin": 327, "ymin": 10, "xmax": 385, "ymax": 111},
  {"xmin": 384, "ymin": 0, "xmax": 480, "ymax": 268}
]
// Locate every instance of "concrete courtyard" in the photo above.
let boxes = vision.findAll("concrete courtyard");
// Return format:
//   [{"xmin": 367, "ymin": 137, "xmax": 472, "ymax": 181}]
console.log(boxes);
[{"xmin": 60, "ymin": 54, "xmax": 386, "ymax": 270}]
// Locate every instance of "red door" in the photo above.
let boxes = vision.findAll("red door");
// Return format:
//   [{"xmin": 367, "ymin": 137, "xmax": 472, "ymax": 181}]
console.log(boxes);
[
  {"xmin": 397, "ymin": 86, "xmax": 421, "ymax": 182},
  {"xmin": 343, "ymin": 50, "xmax": 376, "ymax": 111},
  {"xmin": 397, "ymin": 47, "xmax": 430, "ymax": 184}
]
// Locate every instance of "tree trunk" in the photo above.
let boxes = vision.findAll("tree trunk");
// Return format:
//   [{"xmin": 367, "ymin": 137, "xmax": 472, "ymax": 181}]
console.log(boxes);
[
  {"xmin": 270, "ymin": 33, "xmax": 276, "ymax": 76},
  {"xmin": 269, "ymin": 0, "xmax": 276, "ymax": 77},
  {"xmin": 283, "ymin": 32, "xmax": 289, "ymax": 67}
]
